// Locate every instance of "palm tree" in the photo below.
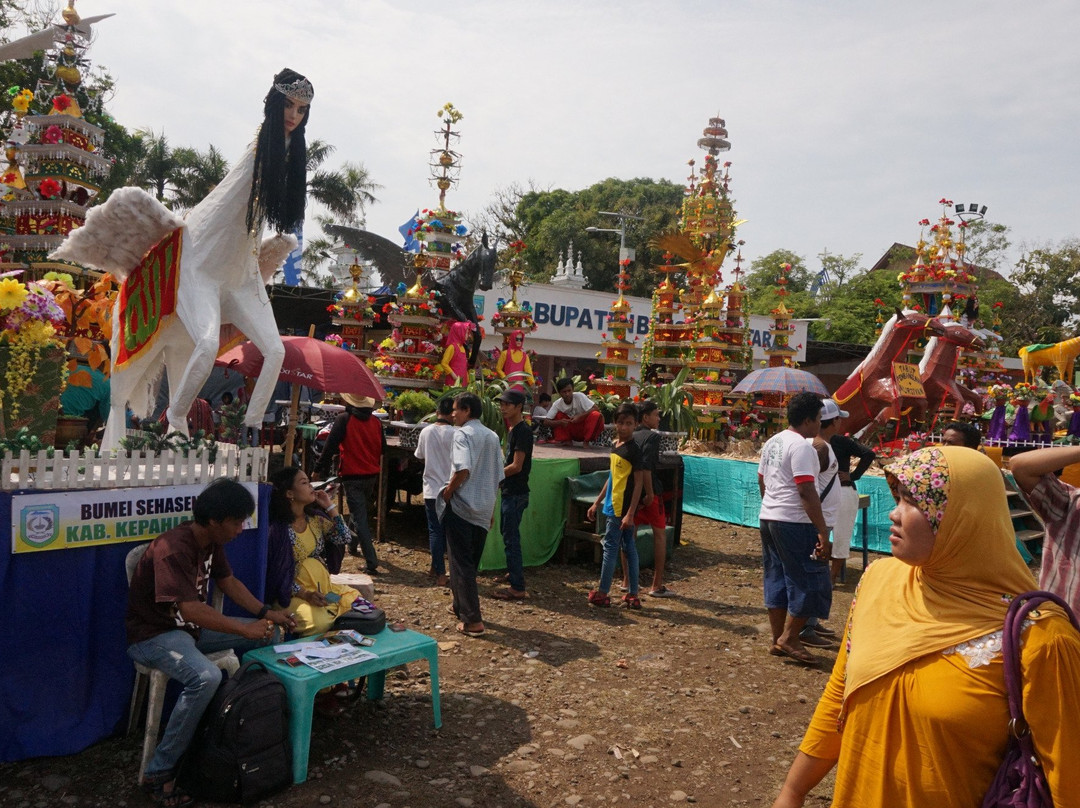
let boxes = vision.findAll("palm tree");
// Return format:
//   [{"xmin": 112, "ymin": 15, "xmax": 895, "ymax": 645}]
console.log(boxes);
[
  {"xmin": 131, "ymin": 128, "xmax": 180, "ymax": 202},
  {"xmin": 169, "ymin": 145, "xmax": 229, "ymax": 211},
  {"xmin": 305, "ymin": 139, "xmax": 381, "ymax": 227}
]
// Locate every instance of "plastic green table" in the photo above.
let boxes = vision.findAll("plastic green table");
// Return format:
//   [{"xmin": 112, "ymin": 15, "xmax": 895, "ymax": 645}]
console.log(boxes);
[{"xmin": 247, "ymin": 627, "xmax": 441, "ymax": 783}]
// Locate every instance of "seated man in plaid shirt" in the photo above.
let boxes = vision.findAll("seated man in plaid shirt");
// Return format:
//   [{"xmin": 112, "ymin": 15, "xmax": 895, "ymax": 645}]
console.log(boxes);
[{"xmin": 1010, "ymin": 446, "xmax": 1080, "ymax": 613}]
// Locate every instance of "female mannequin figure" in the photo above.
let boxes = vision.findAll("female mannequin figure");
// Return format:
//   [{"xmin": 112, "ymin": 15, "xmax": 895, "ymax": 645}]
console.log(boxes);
[
  {"xmin": 438, "ymin": 320, "xmax": 475, "ymax": 386},
  {"xmin": 495, "ymin": 330, "xmax": 534, "ymax": 391}
]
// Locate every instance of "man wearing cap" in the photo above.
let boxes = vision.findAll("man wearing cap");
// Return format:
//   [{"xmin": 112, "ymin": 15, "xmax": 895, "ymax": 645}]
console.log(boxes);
[
  {"xmin": 493, "ymin": 389, "xmax": 532, "ymax": 600},
  {"xmin": 798, "ymin": 399, "xmax": 844, "ymax": 648},
  {"xmin": 757, "ymin": 392, "xmax": 831, "ymax": 665},
  {"xmin": 314, "ymin": 393, "xmax": 384, "ymax": 575}
]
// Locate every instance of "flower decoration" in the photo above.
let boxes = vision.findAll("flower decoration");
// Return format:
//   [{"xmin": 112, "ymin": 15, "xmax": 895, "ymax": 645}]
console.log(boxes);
[
  {"xmin": 51, "ymin": 94, "xmax": 72, "ymax": 112},
  {"xmin": 38, "ymin": 178, "xmax": 62, "ymax": 199},
  {"xmin": 42, "ymin": 125, "xmax": 63, "ymax": 144},
  {"xmin": 1012, "ymin": 382, "xmax": 1037, "ymax": 403},
  {"xmin": 0, "ymin": 272, "xmax": 66, "ymax": 419},
  {"xmin": 1069, "ymin": 393, "xmax": 1080, "ymax": 407},
  {"xmin": 11, "ymin": 88, "xmax": 33, "ymax": 115}
]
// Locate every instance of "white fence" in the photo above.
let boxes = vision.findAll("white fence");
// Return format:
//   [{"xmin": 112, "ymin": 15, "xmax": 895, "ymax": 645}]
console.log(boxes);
[{"xmin": 1, "ymin": 445, "xmax": 270, "ymax": 491}]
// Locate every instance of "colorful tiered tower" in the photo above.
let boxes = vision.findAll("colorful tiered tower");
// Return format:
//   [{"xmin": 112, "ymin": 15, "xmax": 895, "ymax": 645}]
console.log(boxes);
[
  {"xmin": 642, "ymin": 250, "xmax": 690, "ymax": 384},
  {"xmin": 0, "ymin": 1, "xmax": 112, "ymax": 278},
  {"xmin": 492, "ymin": 243, "xmax": 537, "ymax": 392},
  {"xmin": 674, "ymin": 117, "xmax": 750, "ymax": 430},
  {"xmin": 369, "ymin": 104, "xmax": 470, "ymax": 391},
  {"xmin": 594, "ymin": 258, "xmax": 637, "ymax": 399},
  {"xmin": 327, "ymin": 259, "xmax": 376, "ymax": 359}
]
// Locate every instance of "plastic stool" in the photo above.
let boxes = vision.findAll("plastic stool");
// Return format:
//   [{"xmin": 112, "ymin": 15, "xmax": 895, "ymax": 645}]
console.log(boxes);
[{"xmin": 128, "ymin": 651, "xmax": 240, "ymax": 780}]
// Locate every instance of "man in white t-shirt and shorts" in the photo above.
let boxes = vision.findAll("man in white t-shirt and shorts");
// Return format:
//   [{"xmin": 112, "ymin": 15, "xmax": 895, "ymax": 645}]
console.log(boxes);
[{"xmin": 757, "ymin": 392, "xmax": 832, "ymax": 666}]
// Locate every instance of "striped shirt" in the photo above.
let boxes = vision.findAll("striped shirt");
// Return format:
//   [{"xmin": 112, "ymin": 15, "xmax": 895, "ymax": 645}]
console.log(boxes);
[
  {"xmin": 1027, "ymin": 473, "xmax": 1080, "ymax": 614},
  {"xmin": 448, "ymin": 418, "xmax": 504, "ymax": 529}
]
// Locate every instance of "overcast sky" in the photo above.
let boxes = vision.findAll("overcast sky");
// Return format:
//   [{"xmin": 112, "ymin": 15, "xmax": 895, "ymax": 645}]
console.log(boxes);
[{"xmin": 42, "ymin": 1, "xmax": 1080, "ymax": 277}]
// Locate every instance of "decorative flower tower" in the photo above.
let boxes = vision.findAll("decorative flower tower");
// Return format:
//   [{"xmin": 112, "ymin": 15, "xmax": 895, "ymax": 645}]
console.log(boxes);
[
  {"xmin": 899, "ymin": 200, "xmax": 977, "ymax": 320},
  {"xmin": 492, "ymin": 241, "xmax": 537, "ymax": 392},
  {"xmin": 0, "ymin": 1, "xmax": 112, "ymax": 276},
  {"xmin": 369, "ymin": 104, "xmax": 469, "ymax": 391},
  {"xmin": 653, "ymin": 116, "xmax": 748, "ymax": 432},
  {"xmin": 594, "ymin": 258, "xmax": 637, "ymax": 399},
  {"xmin": 642, "ymin": 250, "xmax": 689, "ymax": 384},
  {"xmin": 326, "ymin": 259, "xmax": 376, "ymax": 359}
]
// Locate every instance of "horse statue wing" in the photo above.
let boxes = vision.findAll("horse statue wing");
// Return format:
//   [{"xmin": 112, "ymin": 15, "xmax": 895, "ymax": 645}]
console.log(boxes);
[
  {"xmin": 50, "ymin": 187, "xmax": 185, "ymax": 281},
  {"xmin": 323, "ymin": 224, "xmax": 414, "ymax": 289}
]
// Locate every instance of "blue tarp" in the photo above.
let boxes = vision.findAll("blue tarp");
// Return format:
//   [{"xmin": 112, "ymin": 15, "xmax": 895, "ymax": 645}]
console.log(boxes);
[
  {"xmin": 681, "ymin": 455, "xmax": 894, "ymax": 554},
  {"xmin": 0, "ymin": 485, "xmax": 270, "ymax": 763}
]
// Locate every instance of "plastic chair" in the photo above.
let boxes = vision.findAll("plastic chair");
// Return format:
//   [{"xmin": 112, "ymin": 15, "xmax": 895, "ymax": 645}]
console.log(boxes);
[{"xmin": 124, "ymin": 543, "xmax": 240, "ymax": 780}]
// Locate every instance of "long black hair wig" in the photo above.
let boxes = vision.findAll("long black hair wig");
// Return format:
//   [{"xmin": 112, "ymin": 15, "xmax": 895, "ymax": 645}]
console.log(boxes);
[{"xmin": 246, "ymin": 68, "xmax": 311, "ymax": 235}]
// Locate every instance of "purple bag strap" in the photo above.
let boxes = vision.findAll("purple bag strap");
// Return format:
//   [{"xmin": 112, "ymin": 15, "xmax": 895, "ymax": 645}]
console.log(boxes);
[{"xmin": 1001, "ymin": 590, "xmax": 1080, "ymax": 733}]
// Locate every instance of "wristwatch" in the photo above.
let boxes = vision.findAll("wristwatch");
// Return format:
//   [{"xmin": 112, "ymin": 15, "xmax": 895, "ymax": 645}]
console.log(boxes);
[{"xmin": 256, "ymin": 604, "xmax": 270, "ymax": 620}]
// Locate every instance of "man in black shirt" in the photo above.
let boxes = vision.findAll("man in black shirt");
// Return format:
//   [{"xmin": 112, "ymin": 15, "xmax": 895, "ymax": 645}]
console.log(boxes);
[
  {"xmin": 631, "ymin": 400, "xmax": 673, "ymax": 597},
  {"xmin": 828, "ymin": 426, "xmax": 876, "ymax": 585},
  {"xmin": 493, "ymin": 389, "xmax": 532, "ymax": 599}
]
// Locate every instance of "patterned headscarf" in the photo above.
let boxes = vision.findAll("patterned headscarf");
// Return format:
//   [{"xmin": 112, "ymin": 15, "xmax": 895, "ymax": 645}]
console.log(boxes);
[{"xmin": 842, "ymin": 446, "xmax": 1038, "ymax": 703}]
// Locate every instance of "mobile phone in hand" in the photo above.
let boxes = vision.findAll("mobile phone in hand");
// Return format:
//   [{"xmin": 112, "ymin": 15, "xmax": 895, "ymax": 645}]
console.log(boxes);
[
  {"xmin": 312, "ymin": 476, "xmax": 339, "ymax": 490},
  {"xmin": 324, "ymin": 591, "xmax": 341, "ymax": 603}
]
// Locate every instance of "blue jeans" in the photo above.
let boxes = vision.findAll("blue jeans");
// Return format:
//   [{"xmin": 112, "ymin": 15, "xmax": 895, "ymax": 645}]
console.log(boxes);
[
  {"xmin": 599, "ymin": 513, "xmax": 639, "ymax": 595},
  {"xmin": 424, "ymin": 498, "xmax": 446, "ymax": 576},
  {"xmin": 127, "ymin": 622, "xmax": 269, "ymax": 779},
  {"xmin": 500, "ymin": 493, "xmax": 529, "ymax": 592}
]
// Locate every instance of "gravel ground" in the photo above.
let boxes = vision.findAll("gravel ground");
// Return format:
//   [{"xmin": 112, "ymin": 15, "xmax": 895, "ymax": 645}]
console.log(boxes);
[{"xmin": 0, "ymin": 508, "xmax": 864, "ymax": 808}]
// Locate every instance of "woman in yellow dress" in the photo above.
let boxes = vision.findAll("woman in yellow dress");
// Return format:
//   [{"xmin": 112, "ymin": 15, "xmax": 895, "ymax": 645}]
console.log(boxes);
[
  {"xmin": 772, "ymin": 446, "xmax": 1080, "ymax": 807},
  {"xmin": 265, "ymin": 466, "xmax": 360, "ymax": 637}
]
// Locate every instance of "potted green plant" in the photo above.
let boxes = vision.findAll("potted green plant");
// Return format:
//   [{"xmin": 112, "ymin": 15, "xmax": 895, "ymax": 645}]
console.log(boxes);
[
  {"xmin": 640, "ymin": 365, "xmax": 698, "ymax": 447},
  {"xmin": 394, "ymin": 390, "xmax": 436, "ymax": 424}
]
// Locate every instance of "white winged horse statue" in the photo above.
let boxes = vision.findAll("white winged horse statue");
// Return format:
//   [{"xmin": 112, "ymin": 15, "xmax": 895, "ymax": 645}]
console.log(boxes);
[{"xmin": 52, "ymin": 165, "xmax": 292, "ymax": 450}]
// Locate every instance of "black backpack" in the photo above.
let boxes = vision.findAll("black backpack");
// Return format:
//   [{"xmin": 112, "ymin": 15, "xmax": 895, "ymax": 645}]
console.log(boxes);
[{"xmin": 178, "ymin": 660, "xmax": 292, "ymax": 804}]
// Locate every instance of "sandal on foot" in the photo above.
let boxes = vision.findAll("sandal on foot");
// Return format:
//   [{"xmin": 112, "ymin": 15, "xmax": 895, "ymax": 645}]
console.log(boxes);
[
  {"xmin": 587, "ymin": 589, "xmax": 611, "ymax": 607},
  {"xmin": 648, "ymin": 587, "xmax": 676, "ymax": 598},
  {"xmin": 621, "ymin": 593, "xmax": 642, "ymax": 610},
  {"xmin": 771, "ymin": 643, "xmax": 817, "ymax": 666},
  {"xmin": 457, "ymin": 622, "xmax": 486, "ymax": 637},
  {"xmin": 145, "ymin": 779, "xmax": 194, "ymax": 808}
]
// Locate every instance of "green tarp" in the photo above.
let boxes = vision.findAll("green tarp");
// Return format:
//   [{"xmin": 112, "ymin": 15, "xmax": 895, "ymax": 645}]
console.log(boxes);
[
  {"xmin": 479, "ymin": 457, "xmax": 581, "ymax": 571},
  {"xmin": 681, "ymin": 454, "xmax": 895, "ymax": 554}
]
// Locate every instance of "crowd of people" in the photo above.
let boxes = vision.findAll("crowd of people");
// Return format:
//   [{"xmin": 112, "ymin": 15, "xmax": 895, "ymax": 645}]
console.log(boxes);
[{"xmin": 761, "ymin": 392, "xmax": 1080, "ymax": 806}]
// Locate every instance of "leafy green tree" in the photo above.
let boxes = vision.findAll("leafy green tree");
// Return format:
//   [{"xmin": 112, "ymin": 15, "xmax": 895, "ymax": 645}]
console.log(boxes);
[
  {"xmin": 960, "ymin": 219, "xmax": 1011, "ymax": 272},
  {"xmin": 511, "ymin": 177, "xmax": 685, "ymax": 296},
  {"xmin": 1008, "ymin": 240, "xmax": 1080, "ymax": 343}
]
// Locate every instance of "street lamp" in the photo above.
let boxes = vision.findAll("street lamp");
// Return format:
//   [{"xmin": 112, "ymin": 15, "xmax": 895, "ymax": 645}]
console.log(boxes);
[{"xmin": 586, "ymin": 210, "xmax": 643, "ymax": 263}]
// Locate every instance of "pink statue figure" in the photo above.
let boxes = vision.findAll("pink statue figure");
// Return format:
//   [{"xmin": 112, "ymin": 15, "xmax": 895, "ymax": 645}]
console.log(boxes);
[
  {"xmin": 495, "ymin": 330, "xmax": 534, "ymax": 391},
  {"xmin": 438, "ymin": 320, "xmax": 475, "ymax": 386}
]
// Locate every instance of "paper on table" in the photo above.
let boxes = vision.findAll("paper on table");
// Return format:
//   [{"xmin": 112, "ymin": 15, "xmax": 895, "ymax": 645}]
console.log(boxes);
[
  {"xmin": 296, "ymin": 647, "xmax": 377, "ymax": 673},
  {"xmin": 273, "ymin": 642, "xmax": 326, "ymax": 654}
]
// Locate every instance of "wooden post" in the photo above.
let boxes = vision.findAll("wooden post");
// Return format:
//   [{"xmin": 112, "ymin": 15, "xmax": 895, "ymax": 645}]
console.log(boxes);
[{"xmin": 282, "ymin": 324, "xmax": 315, "ymax": 463}]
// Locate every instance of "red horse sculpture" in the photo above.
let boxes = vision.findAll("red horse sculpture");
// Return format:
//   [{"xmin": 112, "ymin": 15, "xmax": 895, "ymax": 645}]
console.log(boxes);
[
  {"xmin": 918, "ymin": 321, "xmax": 985, "ymax": 428},
  {"xmin": 833, "ymin": 309, "xmax": 946, "ymax": 439}
]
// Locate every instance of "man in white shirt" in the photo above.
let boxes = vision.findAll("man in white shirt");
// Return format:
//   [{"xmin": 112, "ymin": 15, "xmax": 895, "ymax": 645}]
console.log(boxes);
[
  {"xmin": 542, "ymin": 377, "xmax": 605, "ymax": 445},
  {"xmin": 414, "ymin": 397, "xmax": 455, "ymax": 587},
  {"xmin": 757, "ymin": 392, "xmax": 831, "ymax": 665}
]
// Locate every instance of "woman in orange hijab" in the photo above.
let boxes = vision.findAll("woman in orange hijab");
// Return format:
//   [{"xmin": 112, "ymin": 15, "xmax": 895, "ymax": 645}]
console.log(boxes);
[{"xmin": 772, "ymin": 446, "xmax": 1080, "ymax": 807}]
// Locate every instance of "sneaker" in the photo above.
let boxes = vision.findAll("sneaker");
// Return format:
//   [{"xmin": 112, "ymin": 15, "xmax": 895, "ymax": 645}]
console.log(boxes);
[
  {"xmin": 798, "ymin": 629, "xmax": 834, "ymax": 648},
  {"xmin": 587, "ymin": 589, "xmax": 611, "ymax": 607},
  {"xmin": 812, "ymin": 624, "xmax": 837, "ymax": 637},
  {"xmin": 621, "ymin": 593, "xmax": 642, "ymax": 610},
  {"xmin": 648, "ymin": 587, "xmax": 677, "ymax": 598}
]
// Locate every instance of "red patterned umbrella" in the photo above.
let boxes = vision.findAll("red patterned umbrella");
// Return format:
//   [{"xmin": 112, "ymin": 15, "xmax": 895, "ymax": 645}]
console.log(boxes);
[{"xmin": 215, "ymin": 336, "xmax": 386, "ymax": 400}]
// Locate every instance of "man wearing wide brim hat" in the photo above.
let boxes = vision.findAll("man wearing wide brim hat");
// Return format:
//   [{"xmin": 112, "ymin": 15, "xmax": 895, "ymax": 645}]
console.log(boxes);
[{"xmin": 314, "ymin": 394, "xmax": 385, "ymax": 574}]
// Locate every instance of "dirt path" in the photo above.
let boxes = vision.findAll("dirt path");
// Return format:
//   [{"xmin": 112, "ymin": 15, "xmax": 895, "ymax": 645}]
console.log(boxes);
[{"xmin": 0, "ymin": 511, "xmax": 860, "ymax": 807}]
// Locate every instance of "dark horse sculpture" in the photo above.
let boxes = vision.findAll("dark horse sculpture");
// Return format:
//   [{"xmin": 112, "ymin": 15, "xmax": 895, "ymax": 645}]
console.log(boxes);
[
  {"xmin": 323, "ymin": 224, "xmax": 497, "ymax": 367},
  {"xmin": 431, "ymin": 231, "xmax": 496, "ymax": 367}
]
